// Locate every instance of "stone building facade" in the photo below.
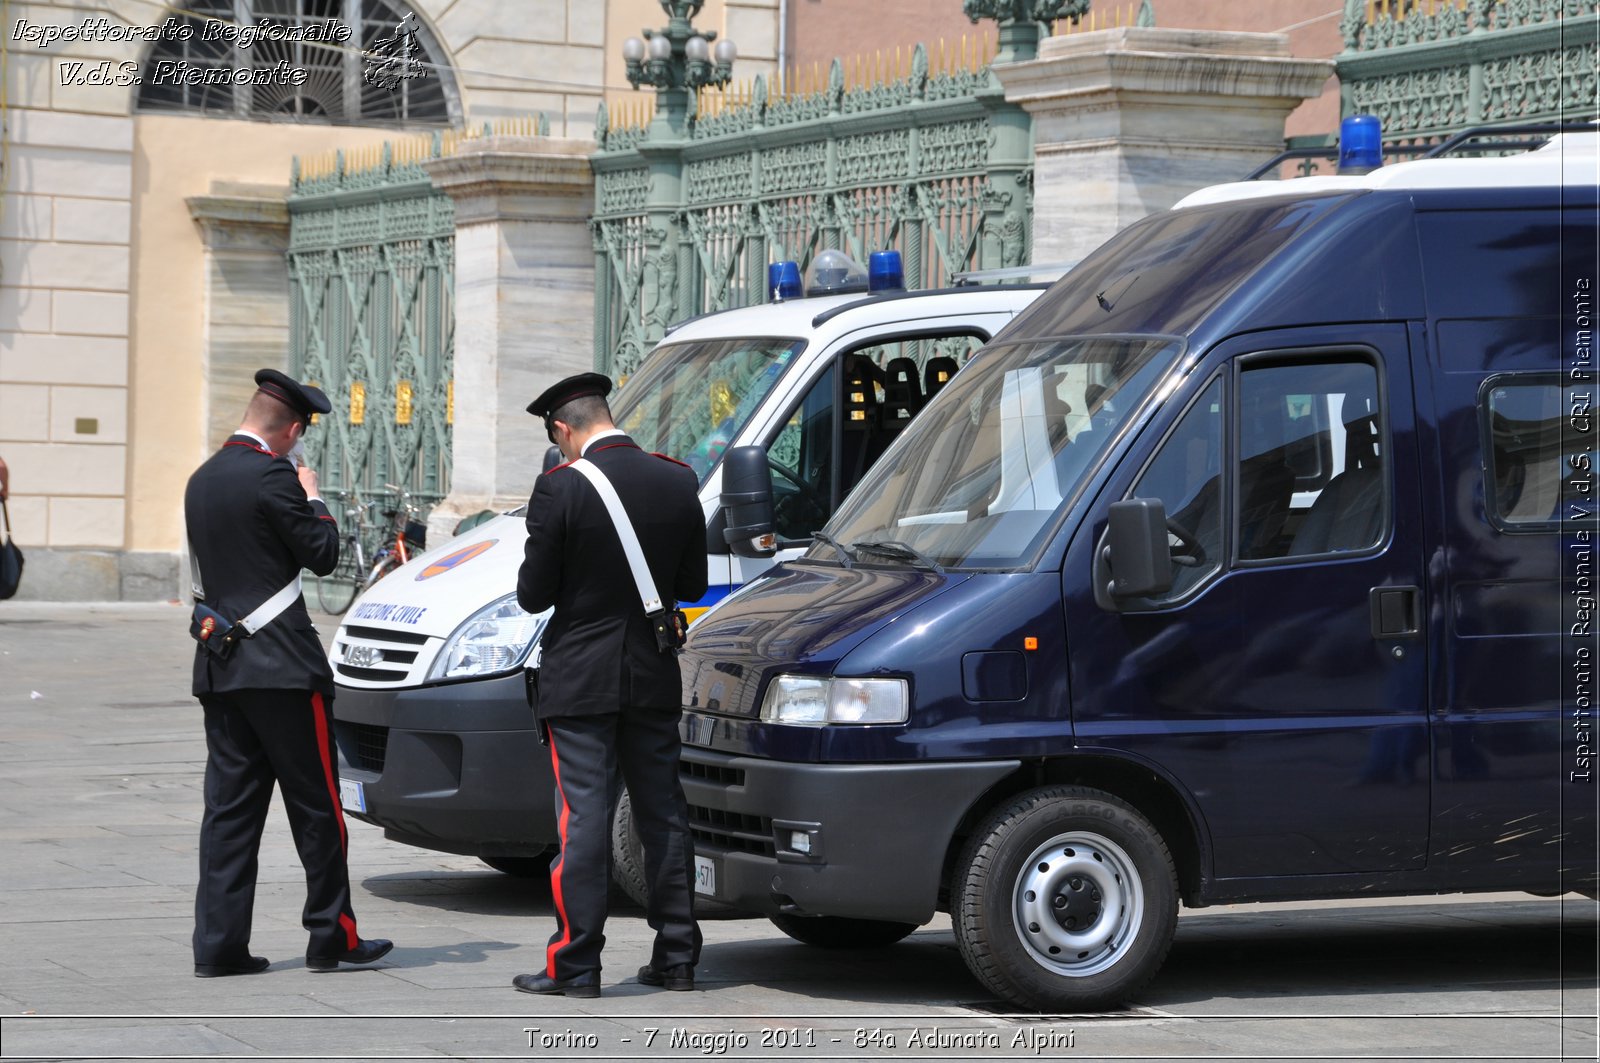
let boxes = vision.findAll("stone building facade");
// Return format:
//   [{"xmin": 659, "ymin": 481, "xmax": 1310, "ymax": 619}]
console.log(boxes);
[
  {"xmin": 0, "ymin": 0, "xmax": 777, "ymax": 600},
  {"xmin": 0, "ymin": 0, "xmax": 1350, "ymax": 601}
]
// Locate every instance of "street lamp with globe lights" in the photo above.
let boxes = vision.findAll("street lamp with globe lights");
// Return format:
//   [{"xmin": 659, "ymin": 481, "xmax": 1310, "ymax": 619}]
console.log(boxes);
[{"xmin": 621, "ymin": 1, "xmax": 737, "ymax": 134}]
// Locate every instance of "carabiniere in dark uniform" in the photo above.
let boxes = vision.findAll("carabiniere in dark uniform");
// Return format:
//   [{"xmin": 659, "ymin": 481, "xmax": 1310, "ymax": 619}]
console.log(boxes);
[
  {"xmin": 185, "ymin": 368, "xmax": 391, "ymax": 977},
  {"xmin": 512, "ymin": 372, "xmax": 707, "ymax": 998}
]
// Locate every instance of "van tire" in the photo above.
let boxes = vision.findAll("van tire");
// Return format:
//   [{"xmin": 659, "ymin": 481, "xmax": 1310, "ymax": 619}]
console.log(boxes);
[
  {"xmin": 953, "ymin": 785, "xmax": 1178, "ymax": 1011},
  {"xmin": 768, "ymin": 913, "xmax": 918, "ymax": 949},
  {"xmin": 611, "ymin": 788, "xmax": 748, "ymax": 918}
]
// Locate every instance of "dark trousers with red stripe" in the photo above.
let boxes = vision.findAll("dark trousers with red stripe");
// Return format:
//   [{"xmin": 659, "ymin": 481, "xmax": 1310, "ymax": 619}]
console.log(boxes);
[
  {"xmin": 194, "ymin": 689, "xmax": 360, "ymax": 965},
  {"xmin": 543, "ymin": 706, "xmax": 702, "ymax": 979}
]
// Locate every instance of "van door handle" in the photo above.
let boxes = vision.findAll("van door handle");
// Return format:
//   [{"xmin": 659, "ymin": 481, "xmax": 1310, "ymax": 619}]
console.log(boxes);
[{"xmin": 1369, "ymin": 585, "xmax": 1421, "ymax": 638}]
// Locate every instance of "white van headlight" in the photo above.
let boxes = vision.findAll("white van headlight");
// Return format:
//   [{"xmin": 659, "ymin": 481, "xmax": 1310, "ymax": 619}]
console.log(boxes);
[
  {"xmin": 428, "ymin": 593, "xmax": 547, "ymax": 681},
  {"xmin": 758, "ymin": 675, "xmax": 908, "ymax": 725}
]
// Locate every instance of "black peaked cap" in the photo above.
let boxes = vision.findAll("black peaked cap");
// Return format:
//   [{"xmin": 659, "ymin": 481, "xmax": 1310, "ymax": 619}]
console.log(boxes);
[
  {"xmin": 254, "ymin": 368, "xmax": 332, "ymax": 420},
  {"xmin": 526, "ymin": 372, "xmax": 613, "ymax": 418}
]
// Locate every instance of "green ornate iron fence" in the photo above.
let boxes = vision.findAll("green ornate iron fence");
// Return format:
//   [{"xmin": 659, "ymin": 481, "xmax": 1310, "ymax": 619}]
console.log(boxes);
[
  {"xmin": 590, "ymin": 38, "xmax": 1038, "ymax": 378},
  {"xmin": 288, "ymin": 133, "xmax": 459, "ymax": 512},
  {"xmin": 288, "ymin": 118, "xmax": 553, "ymax": 512},
  {"xmin": 1338, "ymin": 0, "xmax": 1599, "ymax": 141}
]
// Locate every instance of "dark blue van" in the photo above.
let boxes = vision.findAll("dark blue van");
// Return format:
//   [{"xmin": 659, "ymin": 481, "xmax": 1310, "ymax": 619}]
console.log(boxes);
[{"xmin": 674, "ymin": 134, "xmax": 1600, "ymax": 1010}]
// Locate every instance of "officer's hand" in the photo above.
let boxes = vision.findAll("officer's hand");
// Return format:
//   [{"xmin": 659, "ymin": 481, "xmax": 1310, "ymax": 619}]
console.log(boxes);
[{"xmin": 297, "ymin": 464, "xmax": 320, "ymax": 499}]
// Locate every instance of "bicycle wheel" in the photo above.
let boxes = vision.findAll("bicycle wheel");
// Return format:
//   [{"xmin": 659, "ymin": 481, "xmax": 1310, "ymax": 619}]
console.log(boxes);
[{"xmin": 316, "ymin": 549, "xmax": 361, "ymax": 615}]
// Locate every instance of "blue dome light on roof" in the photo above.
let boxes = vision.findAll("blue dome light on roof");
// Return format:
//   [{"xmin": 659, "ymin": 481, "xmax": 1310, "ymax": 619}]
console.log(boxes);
[
  {"xmin": 868, "ymin": 250, "xmax": 905, "ymax": 292},
  {"xmin": 1338, "ymin": 115, "xmax": 1383, "ymax": 175},
  {"xmin": 767, "ymin": 261, "xmax": 803, "ymax": 302}
]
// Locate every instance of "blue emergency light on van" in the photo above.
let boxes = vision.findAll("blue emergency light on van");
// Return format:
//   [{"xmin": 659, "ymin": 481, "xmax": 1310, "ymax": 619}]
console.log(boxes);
[
  {"xmin": 767, "ymin": 260, "xmax": 802, "ymax": 302},
  {"xmin": 868, "ymin": 250, "xmax": 905, "ymax": 292},
  {"xmin": 1338, "ymin": 114, "xmax": 1383, "ymax": 174}
]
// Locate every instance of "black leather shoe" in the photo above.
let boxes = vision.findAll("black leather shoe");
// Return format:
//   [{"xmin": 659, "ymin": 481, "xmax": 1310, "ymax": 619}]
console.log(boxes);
[
  {"xmin": 194, "ymin": 955, "xmax": 270, "ymax": 978},
  {"xmin": 636, "ymin": 963, "xmax": 693, "ymax": 991},
  {"xmin": 306, "ymin": 938, "xmax": 394, "ymax": 971},
  {"xmin": 511, "ymin": 971, "xmax": 601, "ymax": 998}
]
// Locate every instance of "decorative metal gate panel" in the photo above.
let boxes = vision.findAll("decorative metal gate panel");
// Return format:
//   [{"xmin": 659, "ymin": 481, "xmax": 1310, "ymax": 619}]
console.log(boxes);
[
  {"xmin": 1337, "ymin": 0, "xmax": 1599, "ymax": 141},
  {"xmin": 591, "ymin": 40, "xmax": 1036, "ymax": 379},
  {"xmin": 288, "ymin": 137, "xmax": 456, "ymax": 509}
]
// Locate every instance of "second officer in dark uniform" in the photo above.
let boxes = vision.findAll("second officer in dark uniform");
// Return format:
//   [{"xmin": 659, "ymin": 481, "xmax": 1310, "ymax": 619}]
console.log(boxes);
[
  {"xmin": 511, "ymin": 372, "xmax": 707, "ymax": 998},
  {"xmin": 186, "ymin": 369, "xmax": 392, "ymax": 977}
]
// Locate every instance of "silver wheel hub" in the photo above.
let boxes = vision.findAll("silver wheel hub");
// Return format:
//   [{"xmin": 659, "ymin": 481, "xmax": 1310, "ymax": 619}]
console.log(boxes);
[{"xmin": 1012, "ymin": 830, "xmax": 1144, "ymax": 978}]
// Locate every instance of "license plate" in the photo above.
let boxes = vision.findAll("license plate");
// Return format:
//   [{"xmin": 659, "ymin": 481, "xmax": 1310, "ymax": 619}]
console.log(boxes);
[
  {"xmin": 339, "ymin": 779, "xmax": 367, "ymax": 813},
  {"xmin": 693, "ymin": 854, "xmax": 717, "ymax": 897}
]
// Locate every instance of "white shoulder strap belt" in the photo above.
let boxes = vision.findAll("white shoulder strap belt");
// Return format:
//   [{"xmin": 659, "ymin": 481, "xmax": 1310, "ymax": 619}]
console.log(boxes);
[
  {"xmin": 571, "ymin": 458, "xmax": 664, "ymax": 615},
  {"xmin": 190, "ymin": 540, "xmax": 304, "ymax": 635},
  {"xmin": 239, "ymin": 574, "xmax": 304, "ymax": 634}
]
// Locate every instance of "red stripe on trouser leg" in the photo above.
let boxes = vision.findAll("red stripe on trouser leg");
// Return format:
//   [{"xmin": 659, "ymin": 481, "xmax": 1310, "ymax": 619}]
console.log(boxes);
[
  {"xmin": 545, "ymin": 727, "xmax": 572, "ymax": 978},
  {"xmin": 310, "ymin": 692, "xmax": 349, "ymax": 854},
  {"xmin": 313, "ymin": 692, "xmax": 358, "ymax": 950}
]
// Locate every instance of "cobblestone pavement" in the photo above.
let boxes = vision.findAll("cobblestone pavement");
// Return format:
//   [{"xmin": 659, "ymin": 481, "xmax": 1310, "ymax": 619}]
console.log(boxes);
[{"xmin": 0, "ymin": 603, "xmax": 1595, "ymax": 1061}]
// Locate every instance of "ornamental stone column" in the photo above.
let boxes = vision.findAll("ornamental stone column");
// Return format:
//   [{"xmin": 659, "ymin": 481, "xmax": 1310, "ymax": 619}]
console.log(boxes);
[
  {"xmin": 994, "ymin": 27, "xmax": 1334, "ymax": 267},
  {"xmin": 187, "ymin": 185, "xmax": 292, "ymax": 452},
  {"xmin": 182, "ymin": 185, "xmax": 293, "ymax": 604},
  {"xmin": 423, "ymin": 137, "xmax": 596, "ymax": 543}
]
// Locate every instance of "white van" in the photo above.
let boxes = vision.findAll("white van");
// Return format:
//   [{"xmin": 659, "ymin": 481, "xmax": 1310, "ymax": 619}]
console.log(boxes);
[{"xmin": 325, "ymin": 274, "xmax": 1046, "ymax": 878}]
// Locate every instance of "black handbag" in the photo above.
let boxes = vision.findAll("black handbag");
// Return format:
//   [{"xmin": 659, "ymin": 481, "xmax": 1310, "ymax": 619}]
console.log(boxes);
[{"xmin": 0, "ymin": 499, "xmax": 22, "ymax": 600}]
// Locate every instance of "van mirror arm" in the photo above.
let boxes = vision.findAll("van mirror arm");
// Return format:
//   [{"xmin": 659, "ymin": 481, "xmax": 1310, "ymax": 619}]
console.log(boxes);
[
  {"xmin": 720, "ymin": 445, "xmax": 777, "ymax": 558},
  {"xmin": 1095, "ymin": 498, "xmax": 1175, "ymax": 608}
]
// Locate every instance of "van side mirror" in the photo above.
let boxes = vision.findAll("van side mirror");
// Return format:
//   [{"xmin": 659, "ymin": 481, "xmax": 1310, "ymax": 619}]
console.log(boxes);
[
  {"xmin": 721, "ymin": 445, "xmax": 776, "ymax": 558},
  {"xmin": 1097, "ymin": 498, "xmax": 1174, "ymax": 604},
  {"xmin": 541, "ymin": 445, "xmax": 564, "ymax": 474}
]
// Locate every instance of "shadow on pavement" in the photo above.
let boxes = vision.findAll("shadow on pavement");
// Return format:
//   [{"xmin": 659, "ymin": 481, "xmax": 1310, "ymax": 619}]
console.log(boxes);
[
  {"xmin": 1147, "ymin": 899, "xmax": 1599, "ymax": 1006},
  {"xmin": 359, "ymin": 868, "xmax": 558, "ymax": 917}
]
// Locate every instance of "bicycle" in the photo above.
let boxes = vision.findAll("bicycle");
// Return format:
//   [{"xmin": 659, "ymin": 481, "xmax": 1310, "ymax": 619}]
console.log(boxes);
[
  {"xmin": 361, "ymin": 483, "xmax": 427, "ymax": 590},
  {"xmin": 315, "ymin": 487, "xmax": 379, "ymax": 615}
]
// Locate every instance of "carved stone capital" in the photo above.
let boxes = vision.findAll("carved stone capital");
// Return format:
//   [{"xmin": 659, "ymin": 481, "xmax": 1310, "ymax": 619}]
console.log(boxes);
[
  {"xmin": 996, "ymin": 27, "xmax": 1334, "ymax": 147},
  {"xmin": 186, "ymin": 185, "xmax": 290, "ymax": 253},
  {"xmin": 423, "ymin": 137, "xmax": 597, "ymax": 225}
]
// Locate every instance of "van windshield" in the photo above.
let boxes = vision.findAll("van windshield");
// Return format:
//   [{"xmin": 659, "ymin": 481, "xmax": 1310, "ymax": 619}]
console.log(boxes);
[
  {"xmin": 613, "ymin": 336, "xmax": 805, "ymax": 483},
  {"xmin": 817, "ymin": 335, "xmax": 1182, "ymax": 571}
]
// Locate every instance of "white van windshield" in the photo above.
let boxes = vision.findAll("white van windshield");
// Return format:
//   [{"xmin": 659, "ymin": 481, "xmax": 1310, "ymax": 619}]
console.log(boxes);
[
  {"xmin": 613, "ymin": 336, "xmax": 805, "ymax": 482},
  {"xmin": 817, "ymin": 335, "xmax": 1182, "ymax": 571}
]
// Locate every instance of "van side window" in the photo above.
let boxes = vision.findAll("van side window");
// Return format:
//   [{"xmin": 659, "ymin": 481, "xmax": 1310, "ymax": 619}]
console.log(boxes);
[
  {"xmin": 766, "ymin": 334, "xmax": 986, "ymax": 544},
  {"xmin": 1129, "ymin": 378, "xmax": 1224, "ymax": 600},
  {"xmin": 769, "ymin": 362, "xmax": 835, "ymax": 543},
  {"xmin": 1481, "ymin": 379, "xmax": 1595, "ymax": 530},
  {"xmin": 1241, "ymin": 359, "xmax": 1386, "ymax": 560}
]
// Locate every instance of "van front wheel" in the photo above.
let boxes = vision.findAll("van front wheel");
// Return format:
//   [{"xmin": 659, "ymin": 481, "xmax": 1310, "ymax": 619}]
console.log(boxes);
[{"xmin": 953, "ymin": 786, "xmax": 1178, "ymax": 1011}]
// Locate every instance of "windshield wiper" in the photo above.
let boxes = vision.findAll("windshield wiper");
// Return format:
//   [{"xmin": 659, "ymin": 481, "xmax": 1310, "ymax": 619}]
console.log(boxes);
[
  {"xmin": 851, "ymin": 539, "xmax": 945, "ymax": 574},
  {"xmin": 812, "ymin": 530, "xmax": 857, "ymax": 569}
]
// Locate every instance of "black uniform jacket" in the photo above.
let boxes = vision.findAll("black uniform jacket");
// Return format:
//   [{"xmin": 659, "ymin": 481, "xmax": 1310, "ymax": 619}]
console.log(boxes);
[
  {"xmin": 185, "ymin": 435, "xmax": 341, "ymax": 697},
  {"xmin": 517, "ymin": 436, "xmax": 707, "ymax": 716}
]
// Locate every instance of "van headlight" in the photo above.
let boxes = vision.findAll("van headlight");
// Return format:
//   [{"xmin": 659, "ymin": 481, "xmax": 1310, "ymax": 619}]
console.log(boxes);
[
  {"xmin": 428, "ymin": 593, "xmax": 548, "ymax": 681},
  {"xmin": 758, "ymin": 675, "xmax": 908, "ymax": 725}
]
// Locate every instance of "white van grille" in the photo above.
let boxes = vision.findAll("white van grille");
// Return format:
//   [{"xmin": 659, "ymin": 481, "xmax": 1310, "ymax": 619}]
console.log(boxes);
[{"xmin": 331, "ymin": 624, "xmax": 437, "ymax": 686}]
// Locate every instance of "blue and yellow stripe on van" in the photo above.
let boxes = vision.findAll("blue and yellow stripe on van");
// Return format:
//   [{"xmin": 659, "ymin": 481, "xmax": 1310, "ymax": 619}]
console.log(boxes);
[{"xmin": 682, "ymin": 584, "xmax": 735, "ymax": 626}]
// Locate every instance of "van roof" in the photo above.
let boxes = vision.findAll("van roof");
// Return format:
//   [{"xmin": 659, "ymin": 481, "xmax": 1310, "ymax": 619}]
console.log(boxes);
[
  {"xmin": 659, "ymin": 283, "xmax": 1046, "ymax": 343},
  {"xmin": 1175, "ymin": 130, "xmax": 1599, "ymax": 209}
]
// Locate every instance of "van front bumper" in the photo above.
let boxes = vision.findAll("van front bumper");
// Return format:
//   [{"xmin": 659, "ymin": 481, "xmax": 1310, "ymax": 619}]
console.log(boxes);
[
  {"xmin": 331, "ymin": 672, "xmax": 556, "ymax": 857},
  {"xmin": 680, "ymin": 745, "xmax": 1018, "ymax": 924}
]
